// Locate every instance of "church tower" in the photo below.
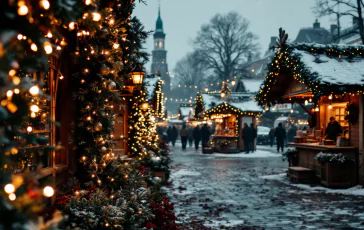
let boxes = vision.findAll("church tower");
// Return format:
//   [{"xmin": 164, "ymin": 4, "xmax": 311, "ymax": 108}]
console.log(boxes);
[{"xmin": 151, "ymin": 6, "xmax": 170, "ymax": 94}]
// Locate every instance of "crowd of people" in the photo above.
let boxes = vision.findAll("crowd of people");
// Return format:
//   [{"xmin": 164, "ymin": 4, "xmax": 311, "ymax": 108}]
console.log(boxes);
[{"xmin": 158, "ymin": 124, "xmax": 212, "ymax": 151}]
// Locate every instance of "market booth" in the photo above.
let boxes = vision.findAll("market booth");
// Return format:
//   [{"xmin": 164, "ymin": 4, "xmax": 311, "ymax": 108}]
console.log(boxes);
[
  {"xmin": 204, "ymin": 101, "xmax": 262, "ymax": 153},
  {"xmin": 256, "ymin": 31, "xmax": 364, "ymax": 187}
]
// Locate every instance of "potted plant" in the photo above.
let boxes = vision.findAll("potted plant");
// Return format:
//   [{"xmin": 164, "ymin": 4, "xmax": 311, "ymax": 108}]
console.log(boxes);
[{"xmin": 282, "ymin": 148, "xmax": 298, "ymax": 167}]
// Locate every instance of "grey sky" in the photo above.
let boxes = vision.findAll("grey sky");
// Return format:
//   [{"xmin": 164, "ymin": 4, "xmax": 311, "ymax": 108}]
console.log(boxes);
[{"xmin": 134, "ymin": 0, "xmax": 351, "ymax": 74}]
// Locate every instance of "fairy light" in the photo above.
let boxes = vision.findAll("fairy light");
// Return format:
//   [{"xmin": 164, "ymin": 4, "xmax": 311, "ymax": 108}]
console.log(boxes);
[
  {"xmin": 18, "ymin": 4, "xmax": 28, "ymax": 16},
  {"xmin": 69, "ymin": 22, "xmax": 75, "ymax": 30},
  {"xmin": 17, "ymin": 34, "xmax": 23, "ymax": 40},
  {"xmin": 4, "ymin": 184, "xmax": 15, "ymax": 194},
  {"xmin": 14, "ymin": 89, "xmax": 20, "ymax": 94},
  {"xmin": 85, "ymin": 0, "xmax": 92, "ymax": 5},
  {"xmin": 30, "ymin": 105, "xmax": 40, "ymax": 113},
  {"xmin": 113, "ymin": 43, "xmax": 120, "ymax": 49},
  {"xmin": 9, "ymin": 193, "xmax": 16, "ymax": 201},
  {"xmin": 6, "ymin": 90, "xmax": 13, "ymax": 98},
  {"xmin": 46, "ymin": 31, "xmax": 52, "ymax": 38},
  {"xmin": 43, "ymin": 186, "xmax": 54, "ymax": 197},
  {"xmin": 29, "ymin": 85, "xmax": 40, "ymax": 95},
  {"xmin": 31, "ymin": 43, "xmax": 38, "ymax": 52},
  {"xmin": 92, "ymin": 12, "xmax": 101, "ymax": 21},
  {"xmin": 40, "ymin": 0, "xmax": 50, "ymax": 10},
  {"xmin": 44, "ymin": 42, "xmax": 53, "ymax": 54},
  {"xmin": 27, "ymin": 126, "xmax": 33, "ymax": 132}
]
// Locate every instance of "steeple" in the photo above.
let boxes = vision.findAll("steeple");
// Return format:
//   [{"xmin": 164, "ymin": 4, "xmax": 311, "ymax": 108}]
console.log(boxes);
[{"xmin": 156, "ymin": 4, "xmax": 163, "ymax": 32}]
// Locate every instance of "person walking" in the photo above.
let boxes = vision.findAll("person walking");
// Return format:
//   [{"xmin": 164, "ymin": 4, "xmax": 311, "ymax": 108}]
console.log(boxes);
[
  {"xmin": 269, "ymin": 127, "xmax": 275, "ymax": 147},
  {"xmin": 166, "ymin": 126, "xmax": 173, "ymax": 145},
  {"xmin": 275, "ymin": 123, "xmax": 286, "ymax": 152},
  {"xmin": 180, "ymin": 124, "xmax": 188, "ymax": 150},
  {"xmin": 171, "ymin": 125, "xmax": 178, "ymax": 147},
  {"xmin": 287, "ymin": 124, "xmax": 298, "ymax": 143},
  {"xmin": 200, "ymin": 124, "xmax": 211, "ymax": 147},
  {"xmin": 193, "ymin": 125, "xmax": 201, "ymax": 151},
  {"xmin": 187, "ymin": 125, "xmax": 194, "ymax": 148},
  {"xmin": 249, "ymin": 123, "xmax": 257, "ymax": 152},
  {"xmin": 242, "ymin": 123, "xmax": 251, "ymax": 153}
]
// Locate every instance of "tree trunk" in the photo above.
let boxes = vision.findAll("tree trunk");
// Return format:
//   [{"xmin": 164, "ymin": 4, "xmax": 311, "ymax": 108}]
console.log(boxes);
[{"xmin": 357, "ymin": 0, "xmax": 364, "ymax": 44}]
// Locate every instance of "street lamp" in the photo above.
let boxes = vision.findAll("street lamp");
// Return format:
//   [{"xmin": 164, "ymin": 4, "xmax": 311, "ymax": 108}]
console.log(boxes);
[{"xmin": 130, "ymin": 65, "xmax": 145, "ymax": 85}]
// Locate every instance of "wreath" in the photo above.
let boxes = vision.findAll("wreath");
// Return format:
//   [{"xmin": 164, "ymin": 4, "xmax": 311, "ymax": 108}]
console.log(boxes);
[{"xmin": 345, "ymin": 103, "xmax": 359, "ymax": 124}]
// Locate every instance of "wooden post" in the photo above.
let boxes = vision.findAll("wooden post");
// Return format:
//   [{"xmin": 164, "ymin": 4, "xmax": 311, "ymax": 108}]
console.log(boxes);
[{"xmin": 359, "ymin": 94, "xmax": 364, "ymax": 184}]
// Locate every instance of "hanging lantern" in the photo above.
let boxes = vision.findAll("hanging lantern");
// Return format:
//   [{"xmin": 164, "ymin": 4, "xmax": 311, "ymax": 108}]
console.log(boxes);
[
  {"xmin": 141, "ymin": 102, "xmax": 149, "ymax": 111},
  {"xmin": 130, "ymin": 65, "xmax": 145, "ymax": 85}
]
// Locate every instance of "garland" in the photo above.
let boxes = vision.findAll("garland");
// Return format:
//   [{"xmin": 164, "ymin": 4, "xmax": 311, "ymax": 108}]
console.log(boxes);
[{"xmin": 314, "ymin": 152, "xmax": 355, "ymax": 164}]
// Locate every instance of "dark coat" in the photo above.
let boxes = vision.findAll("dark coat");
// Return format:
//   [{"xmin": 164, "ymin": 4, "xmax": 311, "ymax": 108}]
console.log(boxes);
[
  {"xmin": 269, "ymin": 128, "xmax": 275, "ymax": 138},
  {"xmin": 166, "ymin": 127, "xmax": 173, "ymax": 140},
  {"xmin": 326, "ymin": 121, "xmax": 343, "ymax": 140},
  {"xmin": 242, "ymin": 127, "xmax": 251, "ymax": 141},
  {"xmin": 200, "ymin": 125, "xmax": 211, "ymax": 142},
  {"xmin": 193, "ymin": 126, "xmax": 201, "ymax": 141},
  {"xmin": 287, "ymin": 126, "xmax": 297, "ymax": 142},
  {"xmin": 171, "ymin": 127, "xmax": 178, "ymax": 141},
  {"xmin": 274, "ymin": 126, "xmax": 286, "ymax": 140}
]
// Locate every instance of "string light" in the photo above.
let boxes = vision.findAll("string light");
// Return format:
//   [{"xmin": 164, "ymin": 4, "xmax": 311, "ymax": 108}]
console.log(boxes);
[
  {"xmin": 18, "ymin": 3, "xmax": 29, "ymax": 16},
  {"xmin": 43, "ymin": 186, "xmax": 54, "ymax": 197},
  {"xmin": 4, "ymin": 184, "xmax": 15, "ymax": 194},
  {"xmin": 40, "ymin": 0, "xmax": 50, "ymax": 10},
  {"xmin": 9, "ymin": 193, "xmax": 16, "ymax": 201},
  {"xmin": 43, "ymin": 42, "xmax": 53, "ymax": 54},
  {"xmin": 29, "ymin": 85, "xmax": 40, "ymax": 95},
  {"xmin": 31, "ymin": 43, "xmax": 38, "ymax": 52},
  {"xmin": 92, "ymin": 12, "xmax": 101, "ymax": 21}
]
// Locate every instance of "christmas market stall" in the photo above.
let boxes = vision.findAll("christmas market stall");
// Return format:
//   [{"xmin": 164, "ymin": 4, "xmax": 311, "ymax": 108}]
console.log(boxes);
[
  {"xmin": 255, "ymin": 29, "xmax": 364, "ymax": 188},
  {"xmin": 198, "ymin": 83, "xmax": 262, "ymax": 153}
]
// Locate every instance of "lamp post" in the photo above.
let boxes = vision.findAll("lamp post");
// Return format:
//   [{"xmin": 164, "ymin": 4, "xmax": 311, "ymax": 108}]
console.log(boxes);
[{"xmin": 130, "ymin": 65, "xmax": 145, "ymax": 85}]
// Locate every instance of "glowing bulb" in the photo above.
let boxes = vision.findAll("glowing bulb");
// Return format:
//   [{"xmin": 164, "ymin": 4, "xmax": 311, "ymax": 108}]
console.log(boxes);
[
  {"xmin": 30, "ymin": 105, "xmax": 39, "ymax": 113},
  {"xmin": 43, "ymin": 186, "xmax": 54, "ymax": 197},
  {"xmin": 14, "ymin": 89, "xmax": 20, "ymax": 94},
  {"xmin": 44, "ymin": 42, "xmax": 53, "ymax": 54},
  {"xmin": 29, "ymin": 85, "xmax": 40, "ymax": 95},
  {"xmin": 17, "ymin": 34, "xmax": 23, "ymax": 40},
  {"xmin": 27, "ymin": 126, "xmax": 33, "ymax": 132},
  {"xmin": 18, "ymin": 5, "xmax": 28, "ymax": 16},
  {"xmin": 304, "ymin": 100, "xmax": 308, "ymax": 105},
  {"xmin": 85, "ymin": 0, "xmax": 92, "ymax": 5},
  {"xmin": 315, "ymin": 107, "xmax": 319, "ymax": 112},
  {"xmin": 56, "ymin": 46, "xmax": 61, "ymax": 50},
  {"xmin": 69, "ymin": 22, "xmax": 75, "ymax": 30},
  {"xmin": 205, "ymin": 88, "xmax": 208, "ymax": 92},
  {"xmin": 109, "ymin": 19, "xmax": 115, "ymax": 25},
  {"xmin": 46, "ymin": 31, "xmax": 52, "ymax": 38},
  {"xmin": 113, "ymin": 43, "xmax": 119, "ymax": 49},
  {"xmin": 40, "ymin": 0, "xmax": 50, "ymax": 10},
  {"xmin": 328, "ymin": 95, "xmax": 332, "ymax": 100},
  {"xmin": 9, "ymin": 193, "xmax": 16, "ymax": 201},
  {"xmin": 9, "ymin": 69, "xmax": 16, "ymax": 76},
  {"xmin": 328, "ymin": 104, "xmax": 332, "ymax": 109},
  {"xmin": 290, "ymin": 109, "xmax": 294, "ymax": 113},
  {"xmin": 4, "ymin": 184, "xmax": 15, "ymax": 194},
  {"xmin": 59, "ymin": 75, "xmax": 64, "ymax": 80},
  {"xmin": 231, "ymin": 80, "xmax": 236, "ymax": 86},
  {"xmin": 31, "ymin": 43, "xmax": 38, "ymax": 52},
  {"xmin": 92, "ymin": 12, "xmax": 101, "ymax": 21},
  {"xmin": 31, "ymin": 112, "xmax": 36, "ymax": 118},
  {"xmin": 6, "ymin": 90, "xmax": 13, "ymax": 98}
]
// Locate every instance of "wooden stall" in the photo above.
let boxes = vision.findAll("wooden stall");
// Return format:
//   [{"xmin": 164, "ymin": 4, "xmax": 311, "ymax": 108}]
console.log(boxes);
[
  {"xmin": 255, "ymin": 33, "xmax": 364, "ymax": 187},
  {"xmin": 204, "ymin": 102, "xmax": 262, "ymax": 153}
]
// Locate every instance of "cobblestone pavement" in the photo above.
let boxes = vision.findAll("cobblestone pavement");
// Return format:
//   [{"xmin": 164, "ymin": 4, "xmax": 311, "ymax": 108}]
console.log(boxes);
[{"xmin": 165, "ymin": 144, "xmax": 364, "ymax": 230}]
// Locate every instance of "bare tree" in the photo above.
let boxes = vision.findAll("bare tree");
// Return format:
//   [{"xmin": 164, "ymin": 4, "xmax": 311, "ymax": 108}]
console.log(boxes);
[
  {"xmin": 193, "ymin": 11, "xmax": 259, "ymax": 82},
  {"xmin": 173, "ymin": 52, "xmax": 207, "ymax": 97},
  {"xmin": 314, "ymin": 0, "xmax": 364, "ymax": 44}
]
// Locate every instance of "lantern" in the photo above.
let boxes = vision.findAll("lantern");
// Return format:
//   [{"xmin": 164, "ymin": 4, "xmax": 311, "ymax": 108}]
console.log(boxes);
[
  {"xmin": 130, "ymin": 65, "xmax": 145, "ymax": 85},
  {"xmin": 141, "ymin": 102, "xmax": 149, "ymax": 111},
  {"xmin": 231, "ymin": 80, "xmax": 236, "ymax": 86}
]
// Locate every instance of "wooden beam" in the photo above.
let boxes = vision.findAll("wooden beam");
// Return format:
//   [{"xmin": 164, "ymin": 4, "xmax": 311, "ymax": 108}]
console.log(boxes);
[{"xmin": 298, "ymin": 103, "xmax": 313, "ymax": 116}]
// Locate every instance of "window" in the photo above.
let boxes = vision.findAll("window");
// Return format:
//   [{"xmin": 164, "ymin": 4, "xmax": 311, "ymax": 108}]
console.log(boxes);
[
  {"xmin": 159, "ymin": 41, "xmax": 163, "ymax": 48},
  {"xmin": 334, "ymin": 107, "xmax": 347, "ymax": 127}
]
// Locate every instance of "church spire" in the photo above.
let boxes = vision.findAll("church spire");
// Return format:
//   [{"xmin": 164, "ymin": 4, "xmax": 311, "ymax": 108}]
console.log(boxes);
[{"xmin": 156, "ymin": 3, "xmax": 163, "ymax": 32}]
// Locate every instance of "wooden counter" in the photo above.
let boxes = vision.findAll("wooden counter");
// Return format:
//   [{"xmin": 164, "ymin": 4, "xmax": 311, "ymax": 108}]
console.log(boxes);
[{"xmin": 288, "ymin": 143, "xmax": 358, "ymax": 188}]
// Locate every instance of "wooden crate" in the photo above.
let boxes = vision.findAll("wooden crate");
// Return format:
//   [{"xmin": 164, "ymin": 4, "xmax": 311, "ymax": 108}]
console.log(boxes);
[
  {"xmin": 288, "ymin": 167, "xmax": 314, "ymax": 184},
  {"xmin": 320, "ymin": 162, "xmax": 356, "ymax": 188}
]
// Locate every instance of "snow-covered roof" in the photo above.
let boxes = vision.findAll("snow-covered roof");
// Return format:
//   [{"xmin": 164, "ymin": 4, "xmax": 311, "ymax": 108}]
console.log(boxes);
[
  {"xmin": 293, "ymin": 49, "xmax": 364, "ymax": 85},
  {"xmin": 179, "ymin": 107, "xmax": 193, "ymax": 116},
  {"xmin": 201, "ymin": 94, "xmax": 219, "ymax": 110},
  {"xmin": 230, "ymin": 100, "xmax": 262, "ymax": 113},
  {"xmin": 204, "ymin": 99, "xmax": 262, "ymax": 116},
  {"xmin": 143, "ymin": 77, "xmax": 160, "ymax": 100}
]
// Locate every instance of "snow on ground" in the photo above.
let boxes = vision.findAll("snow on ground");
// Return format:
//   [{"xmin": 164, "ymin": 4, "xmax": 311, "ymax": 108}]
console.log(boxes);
[
  {"xmin": 212, "ymin": 150, "xmax": 280, "ymax": 158},
  {"xmin": 261, "ymin": 173, "xmax": 364, "ymax": 196}
]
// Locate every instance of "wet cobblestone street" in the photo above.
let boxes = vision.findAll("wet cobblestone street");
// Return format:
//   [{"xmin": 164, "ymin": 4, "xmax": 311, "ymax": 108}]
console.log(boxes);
[{"xmin": 166, "ymin": 144, "xmax": 364, "ymax": 230}]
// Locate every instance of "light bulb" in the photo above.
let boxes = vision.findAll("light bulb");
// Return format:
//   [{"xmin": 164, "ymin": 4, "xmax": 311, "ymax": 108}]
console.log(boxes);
[
  {"xmin": 17, "ymin": 34, "xmax": 23, "ymax": 40},
  {"xmin": 113, "ymin": 43, "xmax": 119, "ymax": 49},
  {"xmin": 40, "ymin": 0, "xmax": 50, "ymax": 10},
  {"xmin": 29, "ymin": 85, "xmax": 40, "ymax": 95},
  {"xmin": 69, "ymin": 22, "xmax": 75, "ymax": 30},
  {"xmin": 30, "ymin": 105, "xmax": 39, "ymax": 112},
  {"xmin": 328, "ymin": 104, "xmax": 332, "ymax": 109},
  {"xmin": 18, "ymin": 5, "xmax": 28, "ymax": 16},
  {"xmin": 85, "ymin": 0, "xmax": 92, "ymax": 5},
  {"xmin": 315, "ymin": 107, "xmax": 319, "ymax": 112},
  {"xmin": 328, "ymin": 95, "xmax": 332, "ymax": 100},
  {"xmin": 14, "ymin": 89, "xmax": 20, "ymax": 94},
  {"xmin": 6, "ymin": 90, "xmax": 13, "ymax": 98},
  {"xmin": 231, "ymin": 80, "xmax": 236, "ymax": 86},
  {"xmin": 92, "ymin": 12, "xmax": 101, "ymax": 21},
  {"xmin": 46, "ymin": 31, "xmax": 52, "ymax": 38},
  {"xmin": 27, "ymin": 126, "xmax": 33, "ymax": 132},
  {"xmin": 43, "ymin": 186, "xmax": 54, "ymax": 197},
  {"xmin": 31, "ymin": 43, "xmax": 38, "ymax": 52},
  {"xmin": 4, "ymin": 184, "xmax": 15, "ymax": 194},
  {"xmin": 31, "ymin": 112, "xmax": 36, "ymax": 118},
  {"xmin": 44, "ymin": 42, "xmax": 53, "ymax": 54},
  {"xmin": 290, "ymin": 109, "xmax": 294, "ymax": 113},
  {"xmin": 9, "ymin": 193, "xmax": 16, "ymax": 201},
  {"xmin": 304, "ymin": 100, "xmax": 308, "ymax": 105}
]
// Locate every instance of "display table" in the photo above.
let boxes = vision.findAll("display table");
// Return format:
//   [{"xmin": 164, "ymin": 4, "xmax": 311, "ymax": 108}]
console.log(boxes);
[
  {"xmin": 288, "ymin": 143, "xmax": 358, "ymax": 188},
  {"xmin": 211, "ymin": 135, "xmax": 239, "ymax": 153}
]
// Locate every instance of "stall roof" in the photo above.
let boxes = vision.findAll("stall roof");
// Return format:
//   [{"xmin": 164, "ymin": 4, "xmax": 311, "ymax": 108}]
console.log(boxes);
[
  {"xmin": 255, "ymin": 42, "xmax": 364, "ymax": 106},
  {"xmin": 204, "ymin": 100, "xmax": 262, "ymax": 116}
]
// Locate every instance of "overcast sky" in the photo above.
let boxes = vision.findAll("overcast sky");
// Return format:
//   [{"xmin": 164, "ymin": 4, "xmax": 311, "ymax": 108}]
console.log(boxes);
[{"xmin": 133, "ymin": 0, "xmax": 352, "ymax": 73}]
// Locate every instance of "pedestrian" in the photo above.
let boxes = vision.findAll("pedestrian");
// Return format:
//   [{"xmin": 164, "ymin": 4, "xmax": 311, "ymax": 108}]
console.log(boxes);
[
  {"xmin": 187, "ymin": 125, "xmax": 194, "ymax": 148},
  {"xmin": 166, "ymin": 126, "xmax": 173, "ymax": 144},
  {"xmin": 200, "ymin": 124, "xmax": 211, "ymax": 147},
  {"xmin": 193, "ymin": 125, "xmax": 201, "ymax": 151},
  {"xmin": 275, "ymin": 123, "xmax": 286, "ymax": 152},
  {"xmin": 249, "ymin": 123, "xmax": 257, "ymax": 152},
  {"xmin": 325, "ymin": 116, "xmax": 343, "ymax": 142},
  {"xmin": 287, "ymin": 124, "xmax": 297, "ymax": 143},
  {"xmin": 180, "ymin": 124, "xmax": 188, "ymax": 150},
  {"xmin": 161, "ymin": 131, "xmax": 168, "ymax": 142},
  {"xmin": 269, "ymin": 127, "xmax": 275, "ymax": 147},
  {"xmin": 171, "ymin": 125, "xmax": 178, "ymax": 147},
  {"xmin": 242, "ymin": 123, "xmax": 251, "ymax": 153}
]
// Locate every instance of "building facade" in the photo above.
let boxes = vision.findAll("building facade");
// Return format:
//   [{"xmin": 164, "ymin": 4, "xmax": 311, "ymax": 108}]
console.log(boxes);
[{"xmin": 151, "ymin": 7, "xmax": 171, "ymax": 95}]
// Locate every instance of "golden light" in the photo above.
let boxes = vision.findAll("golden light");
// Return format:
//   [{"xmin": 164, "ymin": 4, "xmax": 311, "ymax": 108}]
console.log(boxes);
[
  {"xmin": 92, "ymin": 12, "xmax": 101, "ymax": 21},
  {"xmin": 113, "ymin": 43, "xmax": 119, "ymax": 49},
  {"xmin": 221, "ymin": 92, "xmax": 226, "ymax": 98},
  {"xmin": 43, "ymin": 42, "xmax": 53, "ymax": 54},
  {"xmin": 130, "ymin": 65, "xmax": 145, "ymax": 85},
  {"xmin": 9, "ymin": 193, "xmax": 16, "ymax": 201},
  {"xmin": 43, "ymin": 186, "xmax": 54, "ymax": 197},
  {"xmin": 141, "ymin": 102, "xmax": 149, "ymax": 111},
  {"xmin": 231, "ymin": 80, "xmax": 236, "ymax": 86},
  {"xmin": 46, "ymin": 31, "xmax": 52, "ymax": 38},
  {"xmin": 205, "ymin": 88, "xmax": 208, "ymax": 92},
  {"xmin": 328, "ymin": 104, "xmax": 332, "ymax": 109},
  {"xmin": 27, "ymin": 126, "xmax": 33, "ymax": 132},
  {"xmin": 31, "ymin": 43, "xmax": 38, "ymax": 52},
  {"xmin": 69, "ymin": 22, "xmax": 76, "ymax": 30},
  {"xmin": 17, "ymin": 34, "xmax": 23, "ymax": 40},
  {"xmin": 6, "ymin": 90, "xmax": 13, "ymax": 98},
  {"xmin": 30, "ymin": 105, "xmax": 40, "ymax": 113},
  {"xmin": 4, "ymin": 184, "xmax": 15, "ymax": 194},
  {"xmin": 290, "ymin": 109, "xmax": 294, "ymax": 113},
  {"xmin": 31, "ymin": 112, "xmax": 36, "ymax": 118},
  {"xmin": 315, "ymin": 107, "xmax": 319, "ymax": 112},
  {"xmin": 59, "ymin": 75, "xmax": 64, "ymax": 80},
  {"xmin": 40, "ymin": 0, "xmax": 50, "ymax": 10},
  {"xmin": 14, "ymin": 89, "xmax": 20, "ymax": 94},
  {"xmin": 109, "ymin": 19, "xmax": 115, "ymax": 25},
  {"xmin": 304, "ymin": 100, "xmax": 308, "ymax": 105},
  {"xmin": 328, "ymin": 95, "xmax": 332, "ymax": 100},
  {"xmin": 85, "ymin": 0, "xmax": 92, "ymax": 5},
  {"xmin": 9, "ymin": 69, "xmax": 16, "ymax": 76},
  {"xmin": 56, "ymin": 46, "xmax": 61, "ymax": 50},
  {"xmin": 18, "ymin": 5, "xmax": 29, "ymax": 16},
  {"xmin": 29, "ymin": 85, "xmax": 40, "ymax": 95}
]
